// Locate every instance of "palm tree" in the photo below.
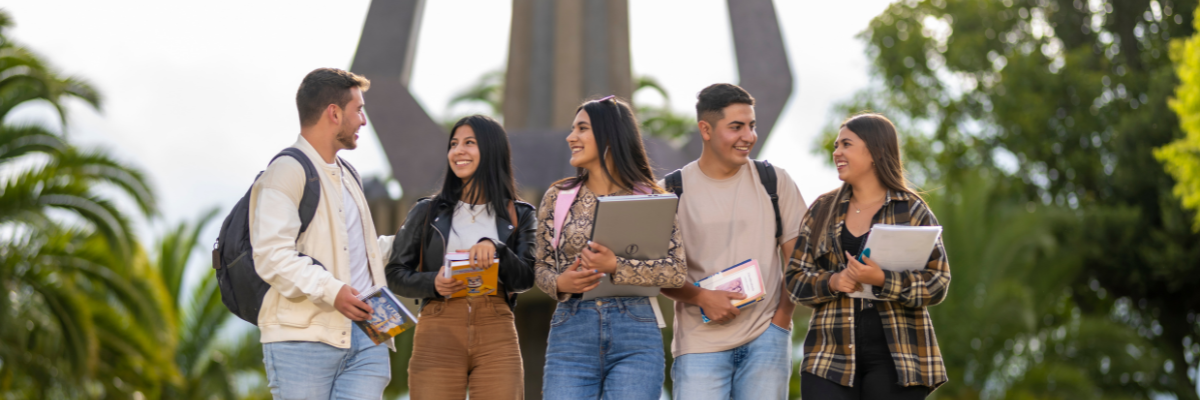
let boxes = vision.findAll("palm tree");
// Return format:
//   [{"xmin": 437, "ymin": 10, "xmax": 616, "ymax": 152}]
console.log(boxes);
[
  {"xmin": 0, "ymin": 9, "xmax": 164, "ymax": 398},
  {"xmin": 633, "ymin": 75, "xmax": 695, "ymax": 142},
  {"xmin": 156, "ymin": 209, "xmax": 269, "ymax": 400},
  {"xmin": 445, "ymin": 68, "xmax": 504, "ymax": 120}
]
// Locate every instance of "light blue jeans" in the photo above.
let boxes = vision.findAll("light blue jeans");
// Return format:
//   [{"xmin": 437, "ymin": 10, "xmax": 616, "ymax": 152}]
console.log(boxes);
[
  {"xmin": 671, "ymin": 323, "xmax": 793, "ymax": 400},
  {"xmin": 263, "ymin": 323, "xmax": 390, "ymax": 399},
  {"xmin": 543, "ymin": 297, "xmax": 665, "ymax": 400}
]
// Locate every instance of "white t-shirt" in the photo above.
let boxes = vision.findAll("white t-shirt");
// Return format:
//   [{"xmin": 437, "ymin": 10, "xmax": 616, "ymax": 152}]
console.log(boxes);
[
  {"xmin": 446, "ymin": 202, "xmax": 499, "ymax": 253},
  {"xmin": 331, "ymin": 162, "xmax": 373, "ymax": 294},
  {"xmin": 668, "ymin": 160, "xmax": 806, "ymax": 357}
]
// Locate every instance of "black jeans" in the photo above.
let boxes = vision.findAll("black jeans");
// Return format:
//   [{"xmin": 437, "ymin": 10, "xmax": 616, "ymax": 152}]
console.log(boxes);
[{"xmin": 801, "ymin": 300, "xmax": 929, "ymax": 400}]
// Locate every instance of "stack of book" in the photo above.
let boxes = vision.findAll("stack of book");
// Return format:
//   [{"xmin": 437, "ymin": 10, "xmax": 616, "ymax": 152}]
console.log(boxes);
[
  {"xmin": 443, "ymin": 252, "xmax": 500, "ymax": 298},
  {"xmin": 695, "ymin": 259, "xmax": 766, "ymax": 323}
]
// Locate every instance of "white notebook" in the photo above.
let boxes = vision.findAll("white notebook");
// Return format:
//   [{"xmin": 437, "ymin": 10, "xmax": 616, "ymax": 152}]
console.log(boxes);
[{"xmin": 847, "ymin": 224, "xmax": 942, "ymax": 299}]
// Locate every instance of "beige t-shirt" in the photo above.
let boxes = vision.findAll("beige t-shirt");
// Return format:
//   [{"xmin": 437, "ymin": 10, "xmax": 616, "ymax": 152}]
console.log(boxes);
[{"xmin": 668, "ymin": 160, "xmax": 806, "ymax": 357}]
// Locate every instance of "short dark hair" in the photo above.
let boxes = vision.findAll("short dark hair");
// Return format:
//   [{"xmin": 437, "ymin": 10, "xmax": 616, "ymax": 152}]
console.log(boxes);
[
  {"xmin": 296, "ymin": 68, "xmax": 371, "ymax": 127},
  {"xmin": 695, "ymin": 83, "xmax": 755, "ymax": 126}
]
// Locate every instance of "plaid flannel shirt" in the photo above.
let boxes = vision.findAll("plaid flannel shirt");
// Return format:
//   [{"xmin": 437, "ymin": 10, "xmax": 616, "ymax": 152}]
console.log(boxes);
[{"xmin": 785, "ymin": 187, "xmax": 950, "ymax": 390}]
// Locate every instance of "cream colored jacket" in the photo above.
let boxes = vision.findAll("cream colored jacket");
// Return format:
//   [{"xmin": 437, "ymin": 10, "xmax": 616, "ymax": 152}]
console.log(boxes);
[{"xmin": 249, "ymin": 135, "xmax": 395, "ymax": 349}]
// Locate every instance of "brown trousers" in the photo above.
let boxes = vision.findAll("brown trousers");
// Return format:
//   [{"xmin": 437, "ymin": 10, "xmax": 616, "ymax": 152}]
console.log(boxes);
[{"xmin": 408, "ymin": 295, "xmax": 524, "ymax": 400}]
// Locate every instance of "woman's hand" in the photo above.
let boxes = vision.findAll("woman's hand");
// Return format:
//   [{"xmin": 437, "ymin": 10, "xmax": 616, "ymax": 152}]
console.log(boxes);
[
  {"xmin": 580, "ymin": 241, "xmax": 618, "ymax": 274},
  {"xmin": 557, "ymin": 257, "xmax": 604, "ymax": 294},
  {"xmin": 435, "ymin": 265, "xmax": 467, "ymax": 297},
  {"xmin": 828, "ymin": 271, "xmax": 863, "ymax": 294},
  {"xmin": 844, "ymin": 251, "xmax": 886, "ymax": 286},
  {"xmin": 470, "ymin": 239, "xmax": 497, "ymax": 269}
]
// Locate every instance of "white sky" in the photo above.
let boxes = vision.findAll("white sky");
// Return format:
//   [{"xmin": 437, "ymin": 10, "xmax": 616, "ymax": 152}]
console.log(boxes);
[{"xmin": 1, "ymin": 0, "xmax": 893, "ymax": 260}]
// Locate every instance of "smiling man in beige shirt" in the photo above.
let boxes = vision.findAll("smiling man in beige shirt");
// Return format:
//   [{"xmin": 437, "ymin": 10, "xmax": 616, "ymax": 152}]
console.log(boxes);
[{"xmin": 661, "ymin": 84, "xmax": 806, "ymax": 400}]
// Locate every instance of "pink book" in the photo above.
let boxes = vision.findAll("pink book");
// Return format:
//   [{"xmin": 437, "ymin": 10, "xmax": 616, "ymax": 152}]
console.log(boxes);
[{"xmin": 693, "ymin": 259, "xmax": 765, "ymax": 323}]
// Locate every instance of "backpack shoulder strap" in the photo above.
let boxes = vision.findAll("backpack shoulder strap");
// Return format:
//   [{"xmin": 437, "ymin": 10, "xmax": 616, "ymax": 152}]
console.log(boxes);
[
  {"xmin": 337, "ymin": 156, "xmax": 364, "ymax": 191},
  {"xmin": 754, "ymin": 160, "xmax": 782, "ymax": 239},
  {"xmin": 271, "ymin": 148, "xmax": 321, "ymax": 235},
  {"xmin": 664, "ymin": 169, "xmax": 684, "ymax": 198},
  {"xmin": 551, "ymin": 186, "xmax": 580, "ymax": 249}
]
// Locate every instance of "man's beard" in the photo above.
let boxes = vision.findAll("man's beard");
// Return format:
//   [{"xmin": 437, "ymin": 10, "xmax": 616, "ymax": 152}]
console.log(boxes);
[{"xmin": 336, "ymin": 124, "xmax": 358, "ymax": 150}]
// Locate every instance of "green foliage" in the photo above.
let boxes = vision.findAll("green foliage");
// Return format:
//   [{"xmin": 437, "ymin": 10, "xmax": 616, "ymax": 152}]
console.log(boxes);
[
  {"xmin": 634, "ymin": 75, "xmax": 697, "ymax": 142},
  {"xmin": 819, "ymin": 0, "xmax": 1200, "ymax": 397},
  {"xmin": 444, "ymin": 68, "xmax": 505, "ymax": 129},
  {"xmin": 0, "ymin": 10, "xmax": 262, "ymax": 398},
  {"xmin": 1156, "ymin": 4, "xmax": 1200, "ymax": 231}
]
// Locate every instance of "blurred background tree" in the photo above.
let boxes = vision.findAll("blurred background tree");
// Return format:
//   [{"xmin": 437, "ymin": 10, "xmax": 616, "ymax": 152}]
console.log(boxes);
[
  {"xmin": 1156, "ymin": 8, "xmax": 1200, "ymax": 231},
  {"xmin": 0, "ymin": 10, "xmax": 264, "ymax": 399}
]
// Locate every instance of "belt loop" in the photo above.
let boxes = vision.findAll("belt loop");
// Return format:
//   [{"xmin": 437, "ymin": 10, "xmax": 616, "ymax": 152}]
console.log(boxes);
[
  {"xmin": 569, "ymin": 298, "xmax": 580, "ymax": 316},
  {"xmin": 615, "ymin": 297, "xmax": 628, "ymax": 314}
]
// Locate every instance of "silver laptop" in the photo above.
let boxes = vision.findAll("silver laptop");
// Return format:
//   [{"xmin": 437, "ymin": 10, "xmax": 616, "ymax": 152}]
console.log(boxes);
[{"xmin": 581, "ymin": 193, "xmax": 679, "ymax": 300}]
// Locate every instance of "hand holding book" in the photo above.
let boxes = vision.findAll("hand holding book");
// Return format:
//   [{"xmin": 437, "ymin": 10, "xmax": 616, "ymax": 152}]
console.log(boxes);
[
  {"xmin": 442, "ymin": 252, "xmax": 501, "ymax": 298},
  {"xmin": 696, "ymin": 289, "xmax": 747, "ymax": 324},
  {"xmin": 694, "ymin": 259, "xmax": 766, "ymax": 324},
  {"xmin": 354, "ymin": 286, "xmax": 418, "ymax": 345},
  {"xmin": 435, "ymin": 265, "xmax": 468, "ymax": 296}
]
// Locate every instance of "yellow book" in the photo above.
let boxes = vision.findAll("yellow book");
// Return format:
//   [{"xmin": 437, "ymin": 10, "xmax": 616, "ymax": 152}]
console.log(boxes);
[{"xmin": 442, "ymin": 252, "xmax": 500, "ymax": 298}]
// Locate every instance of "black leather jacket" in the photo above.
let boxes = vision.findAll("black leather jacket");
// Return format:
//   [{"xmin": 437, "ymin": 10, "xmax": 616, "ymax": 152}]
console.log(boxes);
[{"xmin": 385, "ymin": 198, "xmax": 537, "ymax": 311}]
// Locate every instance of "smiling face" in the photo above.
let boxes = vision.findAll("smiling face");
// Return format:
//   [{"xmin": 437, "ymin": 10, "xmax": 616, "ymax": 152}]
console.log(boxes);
[
  {"xmin": 700, "ymin": 103, "xmax": 757, "ymax": 168},
  {"xmin": 448, "ymin": 125, "xmax": 481, "ymax": 180},
  {"xmin": 334, "ymin": 87, "xmax": 367, "ymax": 150},
  {"xmin": 833, "ymin": 127, "xmax": 876, "ymax": 184},
  {"xmin": 566, "ymin": 109, "xmax": 601, "ymax": 169}
]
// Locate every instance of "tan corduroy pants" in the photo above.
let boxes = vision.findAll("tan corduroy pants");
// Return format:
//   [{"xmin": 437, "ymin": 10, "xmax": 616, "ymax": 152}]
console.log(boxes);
[{"xmin": 408, "ymin": 295, "xmax": 524, "ymax": 400}]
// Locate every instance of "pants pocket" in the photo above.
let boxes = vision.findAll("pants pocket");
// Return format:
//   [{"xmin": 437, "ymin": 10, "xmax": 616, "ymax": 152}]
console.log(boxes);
[
  {"xmin": 491, "ymin": 299, "xmax": 515, "ymax": 320},
  {"xmin": 421, "ymin": 301, "xmax": 445, "ymax": 318},
  {"xmin": 626, "ymin": 303, "xmax": 657, "ymax": 323},
  {"xmin": 550, "ymin": 305, "xmax": 572, "ymax": 327}
]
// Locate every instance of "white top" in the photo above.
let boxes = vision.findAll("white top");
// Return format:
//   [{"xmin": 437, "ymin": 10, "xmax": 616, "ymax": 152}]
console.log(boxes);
[
  {"xmin": 446, "ymin": 201, "xmax": 499, "ymax": 253},
  {"xmin": 332, "ymin": 162, "xmax": 373, "ymax": 294}
]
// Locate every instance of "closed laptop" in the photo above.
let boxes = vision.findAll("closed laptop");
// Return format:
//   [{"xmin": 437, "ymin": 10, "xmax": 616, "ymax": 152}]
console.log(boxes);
[{"xmin": 582, "ymin": 193, "xmax": 679, "ymax": 300}]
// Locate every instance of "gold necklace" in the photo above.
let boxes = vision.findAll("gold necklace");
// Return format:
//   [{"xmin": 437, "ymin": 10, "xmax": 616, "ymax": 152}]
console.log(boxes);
[
  {"xmin": 851, "ymin": 195, "xmax": 885, "ymax": 214},
  {"xmin": 461, "ymin": 203, "xmax": 486, "ymax": 223}
]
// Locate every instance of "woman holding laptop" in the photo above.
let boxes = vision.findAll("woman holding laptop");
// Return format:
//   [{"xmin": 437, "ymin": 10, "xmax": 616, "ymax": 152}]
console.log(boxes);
[
  {"xmin": 385, "ymin": 115, "xmax": 536, "ymax": 399},
  {"xmin": 784, "ymin": 113, "xmax": 950, "ymax": 399},
  {"xmin": 534, "ymin": 96, "xmax": 687, "ymax": 400}
]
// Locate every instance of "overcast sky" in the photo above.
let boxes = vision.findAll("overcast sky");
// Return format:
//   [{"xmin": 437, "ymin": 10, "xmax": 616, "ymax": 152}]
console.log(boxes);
[{"xmin": 1, "ymin": 0, "xmax": 893, "ymax": 259}]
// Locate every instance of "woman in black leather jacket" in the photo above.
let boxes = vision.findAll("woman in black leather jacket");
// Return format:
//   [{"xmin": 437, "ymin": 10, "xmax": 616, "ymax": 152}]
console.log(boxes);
[{"xmin": 385, "ymin": 115, "xmax": 536, "ymax": 399}]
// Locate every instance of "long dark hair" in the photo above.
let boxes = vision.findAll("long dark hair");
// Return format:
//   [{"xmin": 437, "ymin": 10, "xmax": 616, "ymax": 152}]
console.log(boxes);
[
  {"xmin": 432, "ymin": 115, "xmax": 520, "ymax": 217},
  {"xmin": 812, "ymin": 113, "xmax": 924, "ymax": 247},
  {"xmin": 556, "ymin": 96, "xmax": 661, "ymax": 193}
]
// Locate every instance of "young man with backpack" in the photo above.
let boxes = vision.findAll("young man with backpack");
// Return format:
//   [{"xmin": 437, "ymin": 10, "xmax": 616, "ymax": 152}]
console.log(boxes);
[
  {"xmin": 660, "ymin": 83, "xmax": 807, "ymax": 400},
  {"xmin": 246, "ymin": 68, "xmax": 395, "ymax": 399}
]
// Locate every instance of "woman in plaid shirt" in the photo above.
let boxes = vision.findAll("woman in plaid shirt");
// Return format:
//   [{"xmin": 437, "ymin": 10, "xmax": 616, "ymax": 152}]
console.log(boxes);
[{"xmin": 785, "ymin": 113, "xmax": 950, "ymax": 399}]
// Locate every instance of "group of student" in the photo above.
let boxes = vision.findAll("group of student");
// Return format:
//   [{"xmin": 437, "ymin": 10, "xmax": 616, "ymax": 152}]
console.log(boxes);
[{"xmin": 248, "ymin": 67, "xmax": 951, "ymax": 400}]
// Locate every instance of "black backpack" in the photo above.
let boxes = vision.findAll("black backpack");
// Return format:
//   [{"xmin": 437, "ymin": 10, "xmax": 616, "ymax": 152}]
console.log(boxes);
[
  {"xmin": 211, "ymin": 148, "xmax": 361, "ymax": 325},
  {"xmin": 663, "ymin": 159, "xmax": 782, "ymax": 239}
]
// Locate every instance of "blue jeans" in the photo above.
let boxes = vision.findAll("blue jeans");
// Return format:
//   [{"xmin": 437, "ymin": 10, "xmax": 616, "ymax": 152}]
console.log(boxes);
[
  {"xmin": 263, "ymin": 323, "xmax": 391, "ymax": 399},
  {"xmin": 671, "ymin": 323, "xmax": 793, "ymax": 400},
  {"xmin": 543, "ymin": 297, "xmax": 665, "ymax": 400}
]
